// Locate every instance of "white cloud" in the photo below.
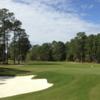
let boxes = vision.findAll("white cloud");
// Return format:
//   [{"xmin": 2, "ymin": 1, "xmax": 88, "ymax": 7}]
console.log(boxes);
[{"xmin": 0, "ymin": 0, "xmax": 100, "ymax": 44}]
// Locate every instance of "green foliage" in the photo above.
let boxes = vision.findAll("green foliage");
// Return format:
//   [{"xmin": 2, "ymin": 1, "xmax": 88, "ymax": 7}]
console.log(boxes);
[
  {"xmin": 0, "ymin": 8, "xmax": 31, "ymax": 64},
  {"xmin": 0, "ymin": 8, "xmax": 100, "ymax": 64},
  {"xmin": 66, "ymin": 32, "xmax": 100, "ymax": 63},
  {"xmin": 9, "ymin": 29, "xmax": 31, "ymax": 64},
  {"xmin": 39, "ymin": 43, "xmax": 52, "ymax": 61},
  {"xmin": 28, "ymin": 43, "xmax": 52, "ymax": 61},
  {"xmin": 28, "ymin": 41, "xmax": 66, "ymax": 61},
  {"xmin": 51, "ymin": 41, "xmax": 66, "ymax": 61},
  {"xmin": 27, "ymin": 32, "xmax": 100, "ymax": 63},
  {"xmin": 0, "ymin": 8, "xmax": 15, "ymax": 64}
]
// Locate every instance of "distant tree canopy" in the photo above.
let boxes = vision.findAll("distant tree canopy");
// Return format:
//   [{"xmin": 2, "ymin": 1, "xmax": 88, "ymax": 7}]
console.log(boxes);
[
  {"xmin": 0, "ymin": 8, "xmax": 100, "ymax": 64},
  {"xmin": 28, "ymin": 32, "xmax": 100, "ymax": 63},
  {"xmin": 0, "ymin": 8, "xmax": 31, "ymax": 64},
  {"xmin": 67, "ymin": 32, "xmax": 100, "ymax": 63}
]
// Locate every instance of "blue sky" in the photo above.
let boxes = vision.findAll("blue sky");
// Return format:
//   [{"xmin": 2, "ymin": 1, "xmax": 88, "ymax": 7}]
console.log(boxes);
[
  {"xmin": 72, "ymin": 0, "xmax": 100, "ymax": 23},
  {"xmin": 14, "ymin": 0, "xmax": 100, "ymax": 23},
  {"xmin": 0, "ymin": 0, "xmax": 100, "ymax": 44}
]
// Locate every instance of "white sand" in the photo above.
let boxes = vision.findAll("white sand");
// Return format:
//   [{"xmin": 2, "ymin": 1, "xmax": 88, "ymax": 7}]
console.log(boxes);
[{"xmin": 0, "ymin": 75, "xmax": 53, "ymax": 98}]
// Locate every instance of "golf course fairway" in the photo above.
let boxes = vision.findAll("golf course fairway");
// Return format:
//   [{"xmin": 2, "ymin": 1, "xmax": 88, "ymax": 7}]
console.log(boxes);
[{"xmin": 0, "ymin": 62, "xmax": 100, "ymax": 100}]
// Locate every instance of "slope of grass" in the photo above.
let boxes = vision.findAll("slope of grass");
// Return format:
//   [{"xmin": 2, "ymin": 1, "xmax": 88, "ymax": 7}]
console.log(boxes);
[
  {"xmin": 0, "ymin": 62, "xmax": 100, "ymax": 100},
  {"xmin": 0, "ymin": 67, "xmax": 30, "ymax": 76}
]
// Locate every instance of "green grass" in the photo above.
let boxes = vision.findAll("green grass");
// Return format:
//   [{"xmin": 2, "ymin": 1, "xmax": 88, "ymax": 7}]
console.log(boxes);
[{"xmin": 0, "ymin": 62, "xmax": 100, "ymax": 100}]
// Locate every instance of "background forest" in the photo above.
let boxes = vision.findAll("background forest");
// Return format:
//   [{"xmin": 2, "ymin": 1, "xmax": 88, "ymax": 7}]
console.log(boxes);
[{"xmin": 0, "ymin": 8, "xmax": 100, "ymax": 64}]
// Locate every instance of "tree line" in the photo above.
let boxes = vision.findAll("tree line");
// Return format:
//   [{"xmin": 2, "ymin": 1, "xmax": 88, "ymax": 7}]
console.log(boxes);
[
  {"xmin": 28, "ymin": 32, "xmax": 100, "ymax": 63},
  {"xmin": 0, "ymin": 8, "xmax": 100, "ymax": 64},
  {"xmin": 0, "ymin": 8, "xmax": 31, "ymax": 64}
]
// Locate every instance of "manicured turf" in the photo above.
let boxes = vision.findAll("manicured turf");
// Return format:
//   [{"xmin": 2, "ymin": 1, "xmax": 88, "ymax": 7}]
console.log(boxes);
[{"xmin": 0, "ymin": 62, "xmax": 100, "ymax": 100}]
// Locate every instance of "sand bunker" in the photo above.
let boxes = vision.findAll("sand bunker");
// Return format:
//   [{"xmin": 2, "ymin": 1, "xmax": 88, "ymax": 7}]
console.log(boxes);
[{"xmin": 0, "ymin": 75, "xmax": 53, "ymax": 98}]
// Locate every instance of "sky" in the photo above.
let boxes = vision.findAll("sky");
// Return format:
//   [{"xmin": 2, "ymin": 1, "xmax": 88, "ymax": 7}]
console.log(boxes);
[{"xmin": 0, "ymin": 0, "xmax": 100, "ymax": 44}]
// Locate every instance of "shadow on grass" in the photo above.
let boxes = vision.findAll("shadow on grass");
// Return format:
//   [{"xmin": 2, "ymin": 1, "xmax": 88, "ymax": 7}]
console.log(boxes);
[{"xmin": 0, "ymin": 67, "xmax": 31, "ymax": 76}]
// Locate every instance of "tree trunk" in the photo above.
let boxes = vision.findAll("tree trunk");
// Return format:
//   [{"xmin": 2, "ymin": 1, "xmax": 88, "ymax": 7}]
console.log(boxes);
[{"xmin": 13, "ymin": 31, "xmax": 16, "ymax": 64}]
